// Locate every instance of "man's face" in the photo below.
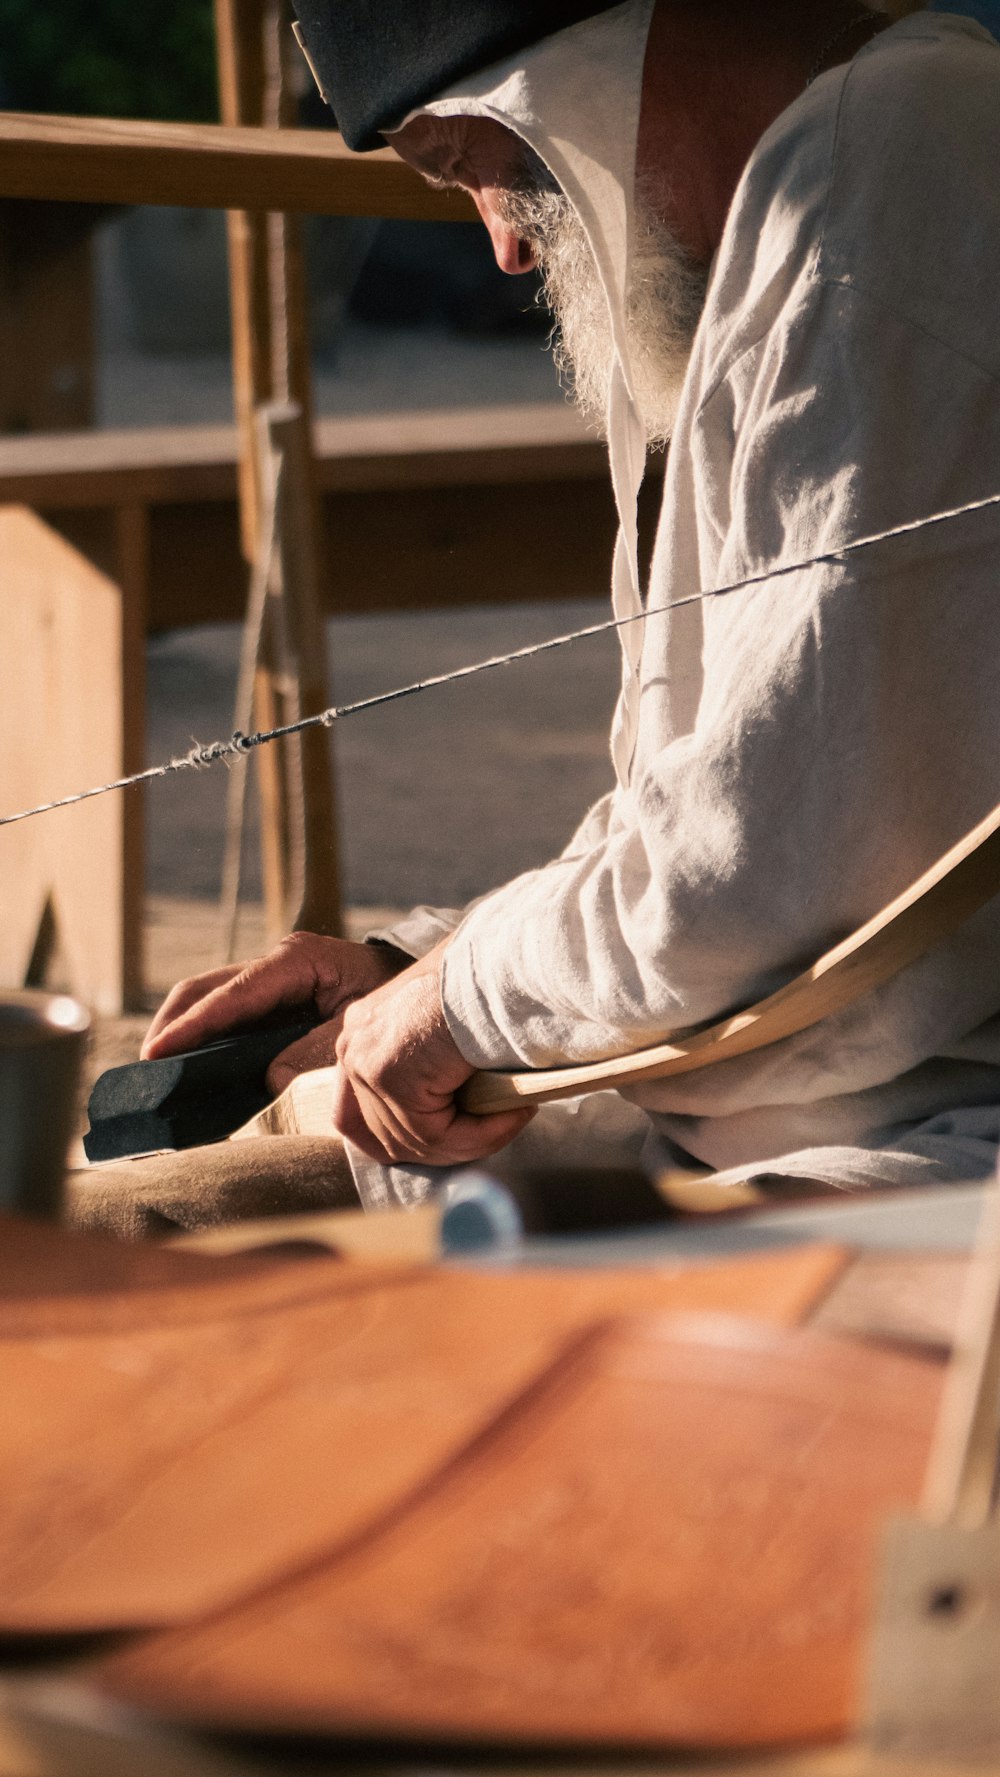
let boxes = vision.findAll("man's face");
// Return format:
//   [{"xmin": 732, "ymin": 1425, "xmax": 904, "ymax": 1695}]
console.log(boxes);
[{"xmin": 390, "ymin": 113, "xmax": 706, "ymax": 445}]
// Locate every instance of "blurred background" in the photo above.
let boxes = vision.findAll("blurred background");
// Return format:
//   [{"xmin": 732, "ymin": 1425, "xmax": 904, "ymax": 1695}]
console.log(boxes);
[
  {"xmin": 0, "ymin": 0, "xmax": 626, "ymax": 1071},
  {"xmin": 0, "ymin": 0, "xmax": 921, "ymax": 1088}
]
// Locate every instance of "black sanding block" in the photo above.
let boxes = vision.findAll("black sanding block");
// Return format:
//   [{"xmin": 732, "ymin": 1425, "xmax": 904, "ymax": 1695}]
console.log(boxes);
[{"xmin": 83, "ymin": 1010, "xmax": 324, "ymax": 1162}]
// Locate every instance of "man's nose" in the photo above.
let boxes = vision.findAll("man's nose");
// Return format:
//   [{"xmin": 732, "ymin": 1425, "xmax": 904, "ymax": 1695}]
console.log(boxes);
[{"xmin": 473, "ymin": 192, "xmax": 537, "ymax": 275}]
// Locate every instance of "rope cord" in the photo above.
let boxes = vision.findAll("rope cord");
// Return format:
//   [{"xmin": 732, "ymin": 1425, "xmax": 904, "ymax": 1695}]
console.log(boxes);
[{"xmin": 2, "ymin": 483, "xmax": 998, "ymax": 830}]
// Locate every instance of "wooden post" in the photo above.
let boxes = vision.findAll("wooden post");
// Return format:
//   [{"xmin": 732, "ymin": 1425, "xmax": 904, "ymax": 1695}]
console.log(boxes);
[
  {"xmin": 258, "ymin": 402, "xmax": 340, "ymax": 933},
  {"xmin": 215, "ymin": 0, "xmax": 341, "ymax": 944},
  {"xmin": 214, "ymin": 0, "xmax": 272, "ymax": 553},
  {"xmin": 114, "ymin": 502, "xmax": 150, "ymax": 1005},
  {"xmin": 863, "ymin": 1178, "xmax": 1000, "ymax": 1762}
]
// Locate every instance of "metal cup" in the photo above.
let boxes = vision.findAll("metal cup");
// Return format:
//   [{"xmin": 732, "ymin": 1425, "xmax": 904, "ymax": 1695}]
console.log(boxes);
[{"xmin": 0, "ymin": 991, "xmax": 90, "ymax": 1219}]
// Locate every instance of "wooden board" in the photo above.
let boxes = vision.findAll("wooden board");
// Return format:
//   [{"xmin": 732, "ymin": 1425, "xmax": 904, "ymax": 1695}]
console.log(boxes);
[
  {"xmin": 0, "ymin": 1676, "xmax": 256, "ymax": 1777},
  {"xmin": 0, "ymin": 1222, "xmax": 845, "ymax": 1634},
  {"xmin": 0, "ymin": 406, "xmax": 605, "ymax": 508},
  {"xmin": 811, "ymin": 1251, "xmax": 969, "ymax": 1354},
  {"xmin": 0, "ymin": 1685, "xmax": 985, "ymax": 1777},
  {"xmin": 89, "ymin": 1313, "xmax": 941, "ymax": 1750},
  {"xmin": 232, "ymin": 1062, "xmax": 338, "ymax": 1137},
  {"xmin": 864, "ymin": 1515, "xmax": 1000, "ymax": 1764},
  {"xmin": 0, "ymin": 112, "xmax": 475, "ymax": 221},
  {"xmin": 0, "ymin": 506, "xmax": 144, "ymax": 1013},
  {"xmin": 169, "ymin": 1199, "xmax": 444, "ymax": 1264}
]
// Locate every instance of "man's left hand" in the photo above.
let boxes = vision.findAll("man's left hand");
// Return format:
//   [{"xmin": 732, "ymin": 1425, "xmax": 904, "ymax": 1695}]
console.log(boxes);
[{"xmin": 332, "ymin": 940, "xmax": 535, "ymax": 1165}]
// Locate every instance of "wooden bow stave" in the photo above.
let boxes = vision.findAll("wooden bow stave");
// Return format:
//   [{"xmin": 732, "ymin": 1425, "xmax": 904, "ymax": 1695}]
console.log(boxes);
[{"xmin": 460, "ymin": 797, "xmax": 1000, "ymax": 1114}]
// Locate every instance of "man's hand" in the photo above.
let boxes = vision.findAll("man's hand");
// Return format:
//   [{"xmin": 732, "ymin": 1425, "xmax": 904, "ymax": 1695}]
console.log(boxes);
[
  {"xmin": 141, "ymin": 933, "xmax": 409, "ymax": 1082},
  {"xmin": 332, "ymin": 940, "xmax": 535, "ymax": 1166}
]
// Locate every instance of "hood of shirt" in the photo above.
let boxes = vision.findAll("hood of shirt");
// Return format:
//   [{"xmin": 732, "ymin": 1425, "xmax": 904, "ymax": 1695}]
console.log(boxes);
[{"xmin": 391, "ymin": 0, "xmax": 657, "ymax": 790}]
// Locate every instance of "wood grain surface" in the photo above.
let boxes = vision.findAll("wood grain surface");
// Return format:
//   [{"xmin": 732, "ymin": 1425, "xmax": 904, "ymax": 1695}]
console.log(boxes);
[
  {"xmin": 0, "ymin": 406, "xmax": 602, "ymax": 509},
  {"xmin": 0, "ymin": 112, "xmax": 474, "ymax": 220},
  {"xmin": 0, "ymin": 1219, "xmax": 845, "ymax": 1633},
  {"xmin": 0, "ymin": 507, "xmax": 144, "ymax": 1013},
  {"xmin": 91, "ymin": 1313, "xmax": 942, "ymax": 1749},
  {"xmin": 230, "ymin": 1062, "xmax": 338, "ymax": 1137}
]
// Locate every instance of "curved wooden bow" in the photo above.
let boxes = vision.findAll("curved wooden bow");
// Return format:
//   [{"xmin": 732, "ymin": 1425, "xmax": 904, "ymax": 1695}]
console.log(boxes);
[
  {"xmin": 237, "ymin": 793, "xmax": 1000, "ymax": 1139},
  {"xmin": 460, "ymin": 795, "xmax": 1000, "ymax": 1114}
]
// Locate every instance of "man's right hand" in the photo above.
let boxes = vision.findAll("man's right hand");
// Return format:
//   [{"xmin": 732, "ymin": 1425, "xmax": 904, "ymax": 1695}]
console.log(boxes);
[{"xmin": 141, "ymin": 931, "xmax": 409, "ymax": 1065}]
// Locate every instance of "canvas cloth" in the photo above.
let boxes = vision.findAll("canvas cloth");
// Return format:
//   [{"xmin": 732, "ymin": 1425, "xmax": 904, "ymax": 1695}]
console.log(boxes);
[
  {"xmin": 67, "ymin": 1138, "xmax": 359, "ymax": 1242},
  {"xmin": 350, "ymin": 11, "xmax": 1000, "ymax": 1209}
]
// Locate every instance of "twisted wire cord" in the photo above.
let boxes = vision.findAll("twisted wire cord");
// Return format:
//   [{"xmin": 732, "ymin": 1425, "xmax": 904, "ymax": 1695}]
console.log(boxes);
[{"xmin": 2, "ymin": 484, "xmax": 998, "ymax": 829}]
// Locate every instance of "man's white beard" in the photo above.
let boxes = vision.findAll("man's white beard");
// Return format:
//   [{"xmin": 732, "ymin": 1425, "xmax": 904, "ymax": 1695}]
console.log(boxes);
[{"xmin": 497, "ymin": 184, "xmax": 707, "ymax": 447}]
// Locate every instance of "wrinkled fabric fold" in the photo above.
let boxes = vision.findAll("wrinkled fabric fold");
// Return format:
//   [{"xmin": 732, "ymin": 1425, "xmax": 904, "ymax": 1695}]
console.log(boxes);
[
  {"xmin": 393, "ymin": 0, "xmax": 656, "ymax": 791},
  {"xmin": 356, "ymin": 13, "xmax": 1000, "ymax": 1207}
]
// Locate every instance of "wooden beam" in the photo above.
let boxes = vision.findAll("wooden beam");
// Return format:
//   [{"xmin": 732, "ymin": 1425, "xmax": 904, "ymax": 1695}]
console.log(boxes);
[
  {"xmin": 43, "ymin": 473, "xmax": 657, "ymax": 631},
  {"xmin": 0, "ymin": 408, "xmax": 661, "ymax": 630},
  {"xmin": 0, "ymin": 407, "xmax": 608, "ymax": 508},
  {"xmin": 0, "ymin": 112, "xmax": 475, "ymax": 221}
]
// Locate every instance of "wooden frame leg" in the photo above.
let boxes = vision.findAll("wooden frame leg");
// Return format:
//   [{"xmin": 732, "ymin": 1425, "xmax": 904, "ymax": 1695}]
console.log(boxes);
[{"xmin": 0, "ymin": 504, "xmax": 145, "ymax": 1014}]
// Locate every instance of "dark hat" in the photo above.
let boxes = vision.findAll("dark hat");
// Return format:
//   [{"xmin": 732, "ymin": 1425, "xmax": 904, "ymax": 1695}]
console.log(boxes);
[{"xmin": 291, "ymin": 1, "xmax": 618, "ymax": 151}]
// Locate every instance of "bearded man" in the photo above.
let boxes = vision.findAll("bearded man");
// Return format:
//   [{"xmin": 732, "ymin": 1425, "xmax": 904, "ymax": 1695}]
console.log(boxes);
[{"xmin": 142, "ymin": 0, "xmax": 1000, "ymax": 1214}]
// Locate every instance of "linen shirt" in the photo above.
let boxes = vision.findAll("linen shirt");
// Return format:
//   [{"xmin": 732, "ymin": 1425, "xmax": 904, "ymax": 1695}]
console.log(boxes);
[{"xmin": 370, "ymin": 12, "xmax": 1000, "ymax": 1198}]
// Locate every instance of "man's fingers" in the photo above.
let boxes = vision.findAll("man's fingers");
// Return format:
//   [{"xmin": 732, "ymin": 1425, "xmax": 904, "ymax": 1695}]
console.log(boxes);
[
  {"xmin": 330, "ymin": 1069, "xmax": 395, "ymax": 1162},
  {"xmin": 318, "ymin": 935, "xmax": 533, "ymax": 1167},
  {"xmin": 332, "ymin": 1060, "xmax": 535, "ymax": 1164},
  {"xmin": 331, "ymin": 1066, "xmax": 423, "ymax": 1161},
  {"xmin": 144, "ymin": 930, "xmax": 356, "ymax": 1060},
  {"xmin": 143, "ymin": 957, "xmax": 309, "ymax": 1060},
  {"xmin": 411, "ymin": 1105, "xmax": 536, "ymax": 1165},
  {"xmin": 451, "ymin": 1106, "xmax": 538, "ymax": 1159},
  {"xmin": 143, "ymin": 968, "xmax": 243, "ymax": 1050},
  {"xmin": 144, "ymin": 934, "xmax": 406, "ymax": 1064},
  {"xmin": 266, "ymin": 1019, "xmax": 344, "ymax": 1096},
  {"xmin": 361, "ymin": 1105, "xmax": 535, "ymax": 1167},
  {"xmin": 141, "ymin": 967, "xmax": 243, "ymax": 1056}
]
